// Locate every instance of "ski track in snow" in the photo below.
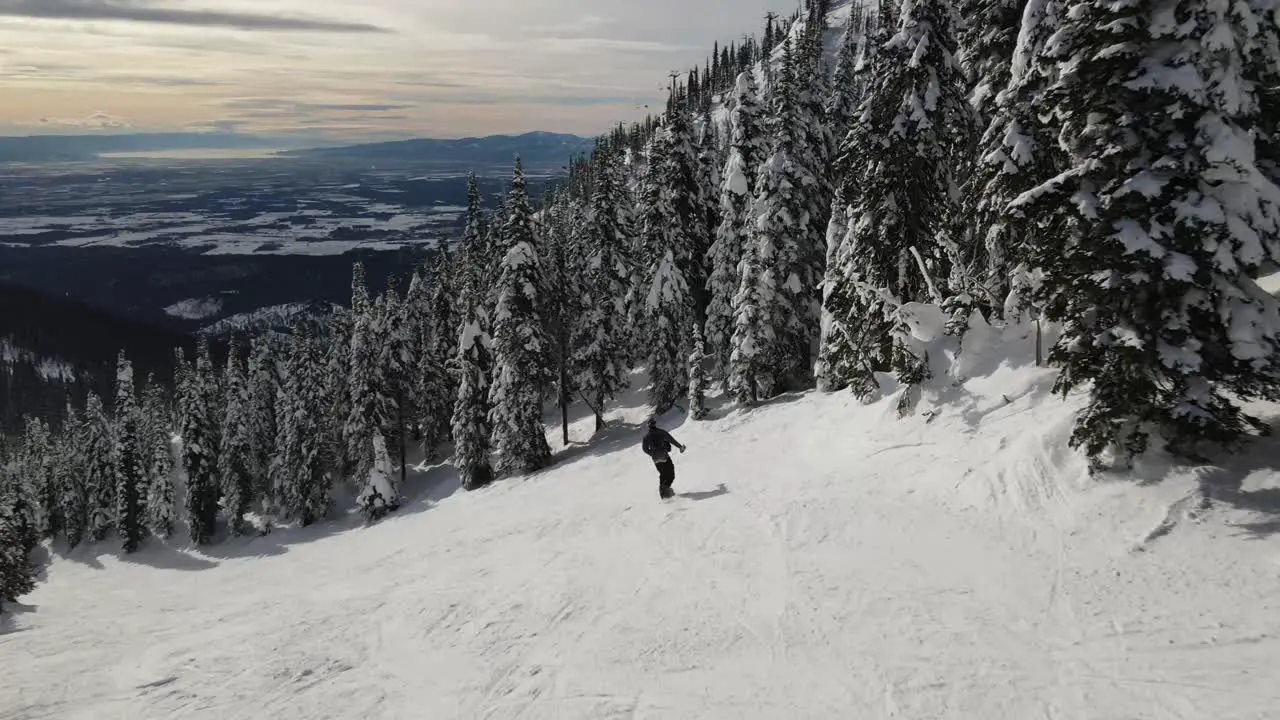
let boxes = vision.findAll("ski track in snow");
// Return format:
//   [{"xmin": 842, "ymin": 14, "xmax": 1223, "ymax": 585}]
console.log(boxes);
[{"xmin": 5, "ymin": 363, "xmax": 1280, "ymax": 718}]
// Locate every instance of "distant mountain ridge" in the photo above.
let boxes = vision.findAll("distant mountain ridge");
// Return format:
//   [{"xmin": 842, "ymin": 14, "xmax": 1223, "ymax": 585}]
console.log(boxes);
[{"xmin": 278, "ymin": 131, "xmax": 597, "ymax": 165}]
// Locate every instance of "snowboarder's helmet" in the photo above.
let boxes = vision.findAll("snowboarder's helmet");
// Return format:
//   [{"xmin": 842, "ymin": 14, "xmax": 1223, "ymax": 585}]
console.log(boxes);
[{"xmin": 646, "ymin": 417, "xmax": 657, "ymax": 428}]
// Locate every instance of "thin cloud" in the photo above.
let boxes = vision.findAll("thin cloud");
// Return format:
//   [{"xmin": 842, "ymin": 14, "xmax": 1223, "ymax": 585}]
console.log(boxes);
[
  {"xmin": 0, "ymin": 0, "xmax": 387, "ymax": 33},
  {"xmin": 218, "ymin": 98, "xmax": 413, "ymax": 113}
]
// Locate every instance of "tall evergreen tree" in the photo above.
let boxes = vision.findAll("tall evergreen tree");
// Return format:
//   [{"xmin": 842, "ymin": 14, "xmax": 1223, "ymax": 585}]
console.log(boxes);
[
  {"xmin": 488, "ymin": 159, "xmax": 554, "ymax": 475},
  {"xmin": 825, "ymin": 12, "xmax": 866, "ymax": 164},
  {"xmin": 688, "ymin": 323, "xmax": 710, "ymax": 420},
  {"xmin": 21, "ymin": 417, "xmax": 57, "ymax": 540},
  {"xmin": 346, "ymin": 262, "xmax": 394, "ymax": 520},
  {"xmin": 218, "ymin": 342, "xmax": 253, "ymax": 535},
  {"xmin": 141, "ymin": 377, "xmax": 175, "ymax": 540},
  {"xmin": 459, "ymin": 170, "xmax": 490, "ymax": 302},
  {"xmin": 245, "ymin": 335, "xmax": 279, "ymax": 516},
  {"xmin": 272, "ymin": 332, "xmax": 330, "ymax": 525},
  {"xmin": 662, "ymin": 105, "xmax": 712, "ymax": 321},
  {"xmin": 818, "ymin": 0, "xmax": 975, "ymax": 396},
  {"xmin": 182, "ymin": 338, "xmax": 221, "ymax": 544},
  {"xmin": 1013, "ymin": 0, "xmax": 1280, "ymax": 464},
  {"xmin": 377, "ymin": 283, "xmax": 414, "ymax": 493},
  {"xmin": 83, "ymin": 392, "xmax": 115, "ymax": 543},
  {"xmin": 0, "ymin": 488, "xmax": 36, "ymax": 613},
  {"xmin": 57, "ymin": 403, "xmax": 88, "ymax": 549},
  {"xmin": 707, "ymin": 71, "xmax": 768, "ymax": 377},
  {"xmin": 452, "ymin": 307, "xmax": 495, "ymax": 491},
  {"xmin": 113, "ymin": 352, "xmax": 146, "ymax": 553},
  {"xmin": 735, "ymin": 42, "xmax": 826, "ymax": 398},
  {"xmin": 571, "ymin": 150, "xmax": 634, "ymax": 432},
  {"xmin": 957, "ymin": 0, "xmax": 1028, "ymax": 126},
  {"xmin": 421, "ymin": 252, "xmax": 459, "ymax": 457},
  {"xmin": 960, "ymin": 0, "xmax": 1061, "ymax": 313}
]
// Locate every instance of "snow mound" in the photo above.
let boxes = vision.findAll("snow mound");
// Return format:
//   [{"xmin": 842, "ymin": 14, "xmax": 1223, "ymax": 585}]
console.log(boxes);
[
  {"xmin": 6, "ymin": 318, "xmax": 1280, "ymax": 719},
  {"xmin": 164, "ymin": 297, "xmax": 223, "ymax": 321}
]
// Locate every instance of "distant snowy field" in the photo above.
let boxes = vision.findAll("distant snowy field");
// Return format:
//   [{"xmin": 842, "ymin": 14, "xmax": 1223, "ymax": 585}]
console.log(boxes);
[
  {"xmin": 0, "ymin": 205, "xmax": 460, "ymax": 256},
  {"xmin": 5, "ymin": 319, "xmax": 1280, "ymax": 719}
]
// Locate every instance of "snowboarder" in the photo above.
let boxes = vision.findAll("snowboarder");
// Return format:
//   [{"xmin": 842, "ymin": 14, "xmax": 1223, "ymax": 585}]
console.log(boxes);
[{"xmin": 641, "ymin": 418, "xmax": 686, "ymax": 499}]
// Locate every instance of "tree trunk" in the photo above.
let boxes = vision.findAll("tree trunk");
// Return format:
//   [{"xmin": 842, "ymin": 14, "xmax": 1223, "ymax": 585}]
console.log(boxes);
[
  {"xmin": 560, "ymin": 353, "xmax": 570, "ymax": 447},
  {"xmin": 397, "ymin": 386, "xmax": 407, "ymax": 490}
]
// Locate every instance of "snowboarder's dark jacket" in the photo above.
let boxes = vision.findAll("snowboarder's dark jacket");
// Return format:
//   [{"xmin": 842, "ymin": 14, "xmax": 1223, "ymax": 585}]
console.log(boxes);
[{"xmin": 642, "ymin": 426, "xmax": 684, "ymax": 462}]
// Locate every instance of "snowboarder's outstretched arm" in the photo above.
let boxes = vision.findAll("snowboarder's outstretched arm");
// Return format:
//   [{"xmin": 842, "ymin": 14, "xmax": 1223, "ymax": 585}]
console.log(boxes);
[{"xmin": 659, "ymin": 429, "xmax": 686, "ymax": 452}]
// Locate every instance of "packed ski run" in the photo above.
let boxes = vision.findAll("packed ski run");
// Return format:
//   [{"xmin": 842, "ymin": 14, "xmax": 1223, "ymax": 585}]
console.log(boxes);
[{"xmin": 5, "ymin": 319, "xmax": 1280, "ymax": 719}]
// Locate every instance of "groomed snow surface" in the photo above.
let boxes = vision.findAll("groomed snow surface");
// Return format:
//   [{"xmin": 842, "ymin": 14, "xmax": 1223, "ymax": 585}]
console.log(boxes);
[{"xmin": 5, "ymin": 320, "xmax": 1280, "ymax": 719}]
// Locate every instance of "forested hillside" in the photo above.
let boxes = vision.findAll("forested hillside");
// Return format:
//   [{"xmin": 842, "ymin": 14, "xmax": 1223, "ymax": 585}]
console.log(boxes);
[{"xmin": 6, "ymin": 0, "xmax": 1280, "ymax": 614}]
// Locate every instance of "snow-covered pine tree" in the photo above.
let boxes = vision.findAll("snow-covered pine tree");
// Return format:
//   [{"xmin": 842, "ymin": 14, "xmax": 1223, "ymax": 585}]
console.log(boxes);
[
  {"xmin": 543, "ymin": 190, "xmax": 588, "ymax": 446},
  {"xmin": 421, "ymin": 250, "xmax": 460, "ymax": 457},
  {"xmin": 113, "ymin": 352, "xmax": 146, "ymax": 553},
  {"xmin": 182, "ymin": 338, "xmax": 221, "ymax": 544},
  {"xmin": 346, "ymin": 262, "xmax": 385, "ymax": 498},
  {"xmin": 661, "ymin": 104, "xmax": 711, "ymax": 321},
  {"xmin": 736, "ymin": 41, "xmax": 825, "ymax": 397},
  {"xmin": 376, "ymin": 282, "xmax": 413, "ymax": 494},
  {"xmin": 172, "ymin": 346, "xmax": 192, "ymax": 432},
  {"xmin": 319, "ymin": 310, "xmax": 353, "ymax": 487},
  {"xmin": 141, "ymin": 377, "xmax": 175, "ymax": 540},
  {"xmin": 960, "ymin": 0, "xmax": 1062, "ymax": 314},
  {"xmin": 707, "ymin": 71, "xmax": 768, "ymax": 378},
  {"xmin": 0, "ymin": 443, "xmax": 37, "ymax": 559},
  {"xmin": 218, "ymin": 341, "xmax": 253, "ymax": 535},
  {"xmin": 688, "ymin": 323, "xmax": 709, "ymax": 420},
  {"xmin": 570, "ymin": 149, "xmax": 634, "ymax": 433},
  {"xmin": 244, "ymin": 335, "xmax": 279, "ymax": 516},
  {"xmin": 459, "ymin": 171, "xmax": 490, "ymax": 308},
  {"xmin": 696, "ymin": 113, "xmax": 724, "ymax": 273},
  {"xmin": 20, "ymin": 418, "xmax": 57, "ymax": 540},
  {"xmin": 0, "ymin": 488, "xmax": 37, "ymax": 614},
  {"xmin": 1012, "ymin": 0, "xmax": 1280, "ymax": 464},
  {"xmin": 817, "ymin": 0, "xmax": 975, "ymax": 396},
  {"xmin": 271, "ymin": 331, "xmax": 329, "ymax": 525},
  {"xmin": 623, "ymin": 134, "xmax": 668, "ymax": 363},
  {"xmin": 957, "ymin": 0, "xmax": 1027, "ymax": 126},
  {"xmin": 1251, "ymin": 0, "xmax": 1280, "ymax": 192},
  {"xmin": 488, "ymin": 159, "xmax": 554, "ymax": 476},
  {"xmin": 796, "ymin": 3, "xmax": 835, "ymax": 240},
  {"xmin": 452, "ymin": 306, "xmax": 495, "ymax": 491},
  {"xmin": 83, "ymin": 392, "xmax": 115, "ymax": 542},
  {"xmin": 826, "ymin": 7, "xmax": 867, "ymax": 162},
  {"xmin": 56, "ymin": 403, "xmax": 88, "ymax": 549},
  {"xmin": 296, "ymin": 335, "xmax": 331, "ymax": 524}
]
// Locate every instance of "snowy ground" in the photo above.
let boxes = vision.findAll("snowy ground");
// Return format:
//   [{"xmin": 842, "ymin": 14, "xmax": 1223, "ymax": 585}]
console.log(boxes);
[{"xmin": 5, "ymin": 329, "xmax": 1280, "ymax": 719}]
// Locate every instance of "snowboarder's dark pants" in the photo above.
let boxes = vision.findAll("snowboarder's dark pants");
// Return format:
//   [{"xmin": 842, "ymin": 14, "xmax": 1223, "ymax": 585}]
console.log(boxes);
[{"xmin": 654, "ymin": 459, "xmax": 675, "ymax": 497}]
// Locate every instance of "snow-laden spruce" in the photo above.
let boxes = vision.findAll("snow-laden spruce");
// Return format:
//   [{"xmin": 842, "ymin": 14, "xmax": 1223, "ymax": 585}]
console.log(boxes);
[
  {"xmin": 960, "ymin": 0, "xmax": 1064, "ymax": 315},
  {"xmin": 452, "ymin": 308, "xmax": 495, "ymax": 491},
  {"xmin": 706, "ymin": 71, "xmax": 767, "ymax": 378},
  {"xmin": 488, "ymin": 159, "xmax": 553, "ymax": 476},
  {"xmin": 181, "ymin": 340, "xmax": 220, "ymax": 544},
  {"xmin": 272, "ymin": 332, "xmax": 330, "ymax": 526},
  {"xmin": 732, "ymin": 41, "xmax": 825, "ymax": 401},
  {"xmin": 141, "ymin": 377, "xmax": 175, "ymax": 540},
  {"xmin": 818, "ymin": 0, "xmax": 976, "ymax": 397},
  {"xmin": 112, "ymin": 352, "xmax": 146, "ymax": 552},
  {"xmin": 218, "ymin": 343, "xmax": 254, "ymax": 536},
  {"xmin": 84, "ymin": 392, "xmax": 116, "ymax": 543},
  {"xmin": 570, "ymin": 150, "xmax": 634, "ymax": 433},
  {"xmin": 244, "ymin": 336, "xmax": 278, "ymax": 516},
  {"xmin": 1011, "ymin": 0, "xmax": 1280, "ymax": 464}
]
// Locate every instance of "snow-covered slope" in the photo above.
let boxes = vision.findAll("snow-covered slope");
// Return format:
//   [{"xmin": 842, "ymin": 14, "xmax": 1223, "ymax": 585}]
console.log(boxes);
[{"xmin": 5, "ymin": 318, "xmax": 1280, "ymax": 719}]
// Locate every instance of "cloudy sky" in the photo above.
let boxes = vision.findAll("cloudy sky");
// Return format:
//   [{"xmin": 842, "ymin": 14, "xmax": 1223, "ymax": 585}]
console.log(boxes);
[{"xmin": 0, "ymin": 0, "xmax": 784, "ymax": 142}]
